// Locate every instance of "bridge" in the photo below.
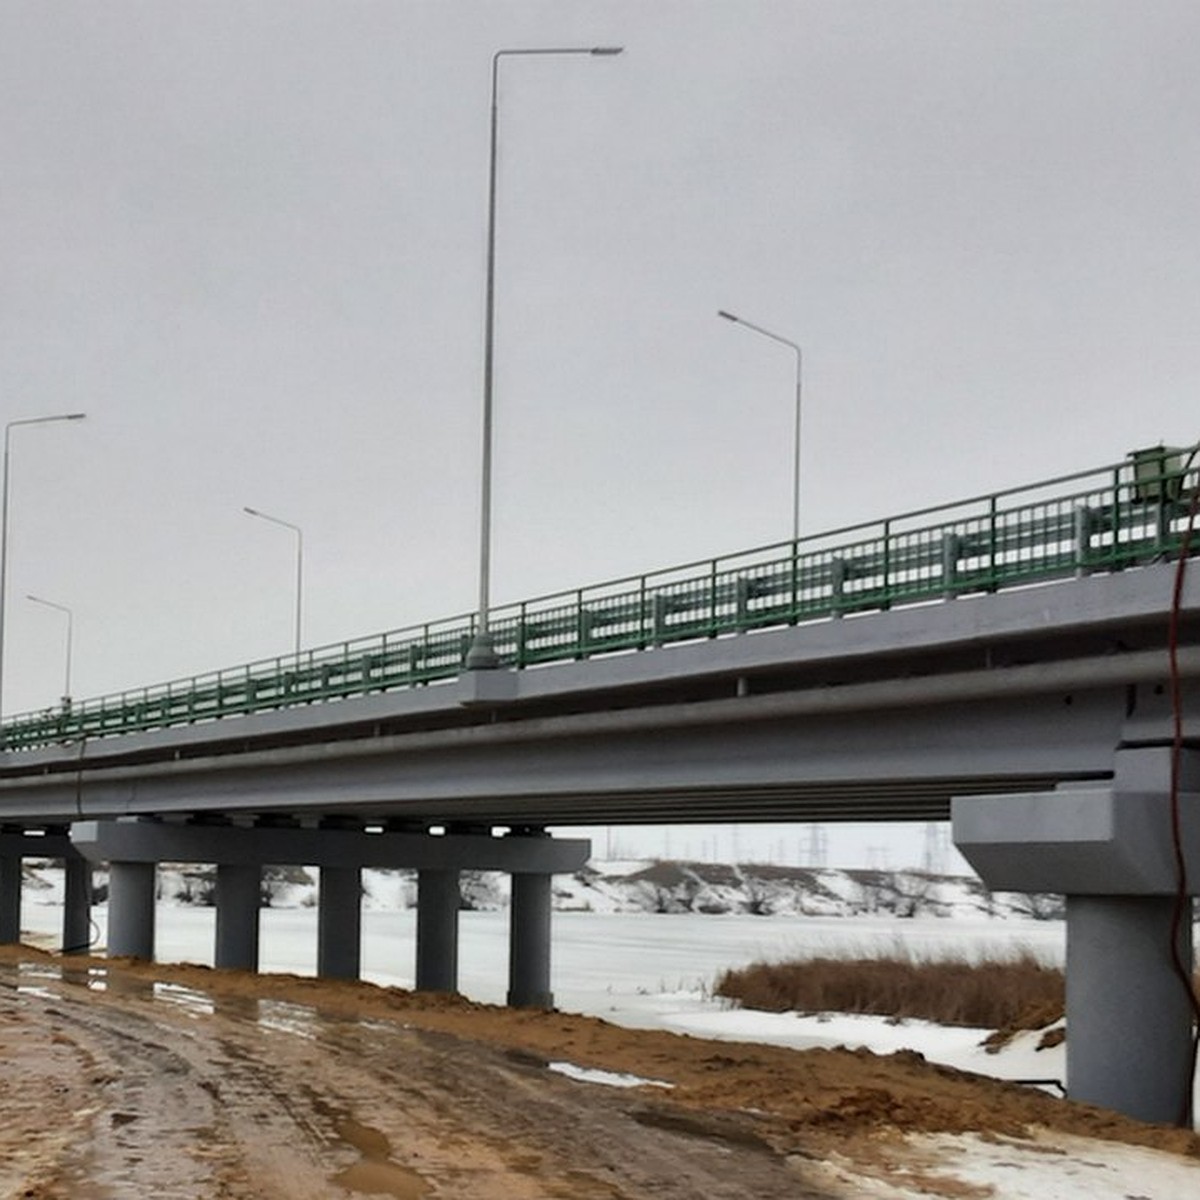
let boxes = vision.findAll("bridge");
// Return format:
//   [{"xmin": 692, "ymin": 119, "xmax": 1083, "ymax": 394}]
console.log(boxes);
[{"xmin": 1, "ymin": 443, "xmax": 1199, "ymax": 1125}]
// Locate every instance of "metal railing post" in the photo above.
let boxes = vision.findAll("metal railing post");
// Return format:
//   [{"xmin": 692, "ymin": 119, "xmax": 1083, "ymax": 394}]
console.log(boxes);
[
  {"xmin": 1074, "ymin": 505, "xmax": 1092, "ymax": 577},
  {"xmin": 941, "ymin": 532, "xmax": 961, "ymax": 599},
  {"xmin": 709, "ymin": 559, "xmax": 718, "ymax": 635},
  {"xmin": 830, "ymin": 557, "xmax": 847, "ymax": 618},
  {"xmin": 880, "ymin": 520, "xmax": 891, "ymax": 609},
  {"xmin": 735, "ymin": 578, "xmax": 751, "ymax": 630},
  {"xmin": 988, "ymin": 495, "xmax": 998, "ymax": 590}
]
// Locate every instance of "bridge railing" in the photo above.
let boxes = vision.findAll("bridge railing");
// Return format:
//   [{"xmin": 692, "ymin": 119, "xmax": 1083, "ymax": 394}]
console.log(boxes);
[{"xmin": 4, "ymin": 444, "xmax": 1196, "ymax": 751}]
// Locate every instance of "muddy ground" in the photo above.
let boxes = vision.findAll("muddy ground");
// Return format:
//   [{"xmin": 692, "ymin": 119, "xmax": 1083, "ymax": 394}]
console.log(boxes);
[{"xmin": 0, "ymin": 945, "xmax": 1196, "ymax": 1199}]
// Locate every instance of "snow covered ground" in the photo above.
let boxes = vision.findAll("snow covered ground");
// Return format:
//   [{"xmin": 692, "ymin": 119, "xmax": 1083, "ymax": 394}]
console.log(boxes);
[{"xmin": 15, "ymin": 870, "xmax": 1200, "ymax": 1199}]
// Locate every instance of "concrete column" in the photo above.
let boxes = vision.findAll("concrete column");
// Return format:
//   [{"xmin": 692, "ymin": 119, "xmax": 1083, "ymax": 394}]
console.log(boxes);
[
  {"xmin": 508, "ymin": 871, "xmax": 553, "ymax": 1008},
  {"xmin": 61, "ymin": 853, "xmax": 92, "ymax": 955},
  {"xmin": 1066, "ymin": 895, "xmax": 1195, "ymax": 1125},
  {"xmin": 106, "ymin": 861, "xmax": 156, "ymax": 960},
  {"xmin": 415, "ymin": 868, "xmax": 460, "ymax": 992},
  {"xmin": 215, "ymin": 863, "xmax": 261, "ymax": 971},
  {"xmin": 0, "ymin": 854, "xmax": 20, "ymax": 944},
  {"xmin": 953, "ymin": 757, "xmax": 1200, "ymax": 1126},
  {"xmin": 316, "ymin": 865, "xmax": 361, "ymax": 979},
  {"xmin": 66, "ymin": 818, "xmax": 590, "ymax": 1006}
]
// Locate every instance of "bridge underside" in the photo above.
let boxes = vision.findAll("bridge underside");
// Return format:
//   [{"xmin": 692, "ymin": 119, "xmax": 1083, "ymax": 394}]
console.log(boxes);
[{"xmin": 0, "ymin": 685, "xmax": 1128, "ymax": 828}]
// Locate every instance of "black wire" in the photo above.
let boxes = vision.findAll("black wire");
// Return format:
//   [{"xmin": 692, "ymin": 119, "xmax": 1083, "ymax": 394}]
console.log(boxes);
[
  {"xmin": 59, "ymin": 914, "xmax": 102, "ymax": 957},
  {"xmin": 1165, "ymin": 444, "xmax": 1200, "ymax": 1127}
]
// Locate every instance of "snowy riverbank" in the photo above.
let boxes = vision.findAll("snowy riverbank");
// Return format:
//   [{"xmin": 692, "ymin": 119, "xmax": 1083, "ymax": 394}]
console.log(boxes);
[
  {"xmin": 22, "ymin": 856, "xmax": 1065, "ymax": 920},
  {"xmin": 14, "ymin": 866, "xmax": 1200, "ymax": 1197}
]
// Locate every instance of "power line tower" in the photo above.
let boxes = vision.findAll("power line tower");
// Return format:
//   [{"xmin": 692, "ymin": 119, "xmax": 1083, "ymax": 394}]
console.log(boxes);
[
  {"xmin": 922, "ymin": 822, "xmax": 948, "ymax": 874},
  {"xmin": 805, "ymin": 824, "xmax": 828, "ymax": 868}
]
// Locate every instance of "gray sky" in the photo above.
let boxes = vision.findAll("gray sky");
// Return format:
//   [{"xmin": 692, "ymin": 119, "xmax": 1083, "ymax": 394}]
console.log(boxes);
[{"xmin": 3, "ymin": 2, "xmax": 1198, "ymax": 868}]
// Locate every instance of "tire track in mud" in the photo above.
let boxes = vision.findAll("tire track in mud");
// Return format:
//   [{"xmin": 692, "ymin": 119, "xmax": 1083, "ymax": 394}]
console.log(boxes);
[
  {"xmin": 1, "ymin": 960, "xmax": 831, "ymax": 1199},
  {"xmin": 221, "ymin": 1004, "xmax": 830, "ymax": 1198},
  {"xmin": 0, "ymin": 976, "xmax": 221, "ymax": 1197}
]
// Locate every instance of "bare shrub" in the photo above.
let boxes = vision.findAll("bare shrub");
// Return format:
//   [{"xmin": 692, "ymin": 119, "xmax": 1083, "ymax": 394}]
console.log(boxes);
[
  {"xmin": 714, "ymin": 950, "xmax": 1065, "ymax": 1030},
  {"xmin": 261, "ymin": 864, "xmax": 315, "ymax": 908}
]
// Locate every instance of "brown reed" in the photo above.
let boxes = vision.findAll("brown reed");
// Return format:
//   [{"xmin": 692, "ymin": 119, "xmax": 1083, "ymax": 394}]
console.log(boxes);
[{"xmin": 713, "ymin": 950, "xmax": 1065, "ymax": 1030}]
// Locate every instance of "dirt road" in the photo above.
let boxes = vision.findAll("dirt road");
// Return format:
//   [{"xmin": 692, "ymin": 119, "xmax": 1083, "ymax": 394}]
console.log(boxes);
[{"xmin": 1, "ymin": 947, "xmax": 1196, "ymax": 1198}]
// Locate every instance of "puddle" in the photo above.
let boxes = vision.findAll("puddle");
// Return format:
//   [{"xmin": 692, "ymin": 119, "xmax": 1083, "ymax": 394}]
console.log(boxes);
[
  {"xmin": 254, "ymin": 998, "xmax": 322, "ymax": 1039},
  {"xmin": 2, "ymin": 957, "xmax": 328, "ymax": 1041},
  {"xmin": 61, "ymin": 965, "xmax": 109, "ymax": 991},
  {"xmin": 152, "ymin": 981, "xmax": 215, "ymax": 1017},
  {"xmin": 304, "ymin": 1094, "xmax": 431, "ymax": 1199},
  {"xmin": 102, "ymin": 972, "xmax": 156, "ymax": 1002},
  {"xmin": 332, "ymin": 1116, "xmax": 432, "ymax": 1197},
  {"xmin": 333, "ymin": 1156, "xmax": 431, "ymax": 1199},
  {"xmin": 0, "ymin": 959, "xmax": 64, "ymax": 999}
]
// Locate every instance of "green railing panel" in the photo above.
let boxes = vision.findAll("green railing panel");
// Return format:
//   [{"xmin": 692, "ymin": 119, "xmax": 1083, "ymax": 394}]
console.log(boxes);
[{"xmin": 3, "ymin": 445, "xmax": 1196, "ymax": 751}]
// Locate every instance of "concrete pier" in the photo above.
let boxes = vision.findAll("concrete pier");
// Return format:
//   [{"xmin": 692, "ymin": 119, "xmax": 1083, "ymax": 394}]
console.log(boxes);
[
  {"xmin": 415, "ymin": 868, "xmax": 460, "ymax": 992},
  {"xmin": 0, "ymin": 850, "xmax": 19, "ymax": 944},
  {"xmin": 1066, "ymin": 894, "xmax": 1194, "ymax": 1123},
  {"xmin": 106, "ymin": 860, "xmax": 156, "ymax": 960},
  {"xmin": 953, "ymin": 747, "xmax": 1200, "ymax": 1125},
  {"xmin": 61, "ymin": 851, "xmax": 92, "ymax": 955},
  {"xmin": 316, "ymin": 866, "xmax": 361, "ymax": 980},
  {"xmin": 0, "ymin": 828, "xmax": 89, "ymax": 953},
  {"xmin": 508, "ymin": 871, "xmax": 553, "ymax": 1008},
  {"xmin": 71, "ymin": 818, "xmax": 589, "ymax": 1003},
  {"xmin": 215, "ymin": 864, "xmax": 261, "ymax": 970}
]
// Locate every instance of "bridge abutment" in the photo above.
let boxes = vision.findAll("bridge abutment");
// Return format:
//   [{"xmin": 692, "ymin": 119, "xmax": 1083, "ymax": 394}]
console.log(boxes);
[{"xmin": 953, "ymin": 747, "xmax": 1200, "ymax": 1126}]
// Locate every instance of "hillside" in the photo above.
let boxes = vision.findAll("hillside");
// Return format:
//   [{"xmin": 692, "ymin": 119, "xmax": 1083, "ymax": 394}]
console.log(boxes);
[{"xmin": 22, "ymin": 858, "xmax": 1064, "ymax": 921}]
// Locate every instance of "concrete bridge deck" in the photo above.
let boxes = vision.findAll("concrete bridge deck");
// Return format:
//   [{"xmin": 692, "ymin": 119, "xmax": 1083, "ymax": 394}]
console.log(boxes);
[{"xmin": 0, "ymin": 560, "xmax": 1196, "ymax": 829}]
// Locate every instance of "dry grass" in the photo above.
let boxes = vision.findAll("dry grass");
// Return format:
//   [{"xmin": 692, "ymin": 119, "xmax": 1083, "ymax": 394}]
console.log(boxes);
[{"xmin": 714, "ymin": 950, "xmax": 1065, "ymax": 1030}]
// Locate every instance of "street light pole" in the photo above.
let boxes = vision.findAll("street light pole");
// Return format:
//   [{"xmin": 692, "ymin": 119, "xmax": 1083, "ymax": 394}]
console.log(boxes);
[
  {"xmin": 26, "ymin": 594, "xmax": 72, "ymax": 707},
  {"xmin": 0, "ymin": 412, "xmax": 87, "ymax": 735},
  {"xmin": 465, "ymin": 44, "xmax": 624, "ymax": 671},
  {"xmin": 718, "ymin": 309, "xmax": 803, "ymax": 543},
  {"xmin": 243, "ymin": 507, "xmax": 303, "ymax": 656}
]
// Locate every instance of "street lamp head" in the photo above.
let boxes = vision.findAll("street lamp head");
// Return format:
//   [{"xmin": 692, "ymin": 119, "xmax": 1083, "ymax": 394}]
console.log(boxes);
[
  {"xmin": 590, "ymin": 46, "xmax": 624, "ymax": 55},
  {"xmin": 243, "ymin": 506, "xmax": 260, "ymax": 517},
  {"xmin": 66, "ymin": 413, "xmax": 86, "ymax": 421},
  {"xmin": 26, "ymin": 592, "xmax": 70, "ymax": 612},
  {"xmin": 717, "ymin": 310, "xmax": 739, "ymax": 323}
]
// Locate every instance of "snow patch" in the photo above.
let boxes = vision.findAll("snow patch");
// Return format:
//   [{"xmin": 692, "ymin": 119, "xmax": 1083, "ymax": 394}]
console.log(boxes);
[{"xmin": 548, "ymin": 1062, "xmax": 673, "ymax": 1090}]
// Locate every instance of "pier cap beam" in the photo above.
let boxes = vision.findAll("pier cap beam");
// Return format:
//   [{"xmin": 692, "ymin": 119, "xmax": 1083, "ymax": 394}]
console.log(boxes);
[
  {"xmin": 70, "ymin": 821, "xmax": 589, "ymax": 873},
  {"xmin": 951, "ymin": 786, "xmax": 1200, "ymax": 895},
  {"xmin": 952, "ymin": 749, "xmax": 1200, "ymax": 1126},
  {"xmin": 0, "ymin": 829, "xmax": 72, "ymax": 857}
]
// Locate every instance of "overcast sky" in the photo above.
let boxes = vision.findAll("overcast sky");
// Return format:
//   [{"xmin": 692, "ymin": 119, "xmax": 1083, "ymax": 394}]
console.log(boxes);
[{"xmin": 3, "ymin": 2, "xmax": 1198, "ymax": 868}]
